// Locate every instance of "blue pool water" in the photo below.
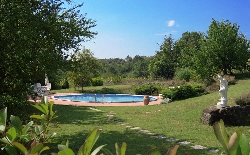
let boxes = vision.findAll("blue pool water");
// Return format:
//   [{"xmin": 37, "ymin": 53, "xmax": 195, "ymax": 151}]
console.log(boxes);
[{"xmin": 53, "ymin": 94, "xmax": 157, "ymax": 103}]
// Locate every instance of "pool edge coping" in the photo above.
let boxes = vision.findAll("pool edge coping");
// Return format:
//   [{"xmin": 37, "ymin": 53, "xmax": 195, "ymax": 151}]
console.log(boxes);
[{"xmin": 48, "ymin": 93, "xmax": 162, "ymax": 106}]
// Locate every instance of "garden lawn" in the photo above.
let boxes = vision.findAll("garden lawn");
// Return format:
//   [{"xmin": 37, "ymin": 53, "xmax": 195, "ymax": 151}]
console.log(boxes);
[{"xmin": 48, "ymin": 78, "xmax": 250, "ymax": 155}]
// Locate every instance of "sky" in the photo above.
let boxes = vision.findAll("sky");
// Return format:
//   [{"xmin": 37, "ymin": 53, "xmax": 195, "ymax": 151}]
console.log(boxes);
[{"xmin": 73, "ymin": 0, "xmax": 250, "ymax": 59}]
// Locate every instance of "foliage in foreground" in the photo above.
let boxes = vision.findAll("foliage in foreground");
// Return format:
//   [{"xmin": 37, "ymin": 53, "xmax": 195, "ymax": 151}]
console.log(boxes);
[
  {"xmin": 213, "ymin": 119, "xmax": 250, "ymax": 155},
  {"xmin": 0, "ymin": 99, "xmax": 179, "ymax": 155}
]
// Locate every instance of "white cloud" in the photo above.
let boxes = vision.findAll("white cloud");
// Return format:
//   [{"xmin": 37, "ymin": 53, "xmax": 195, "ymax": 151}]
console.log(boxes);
[{"xmin": 167, "ymin": 20, "xmax": 175, "ymax": 27}]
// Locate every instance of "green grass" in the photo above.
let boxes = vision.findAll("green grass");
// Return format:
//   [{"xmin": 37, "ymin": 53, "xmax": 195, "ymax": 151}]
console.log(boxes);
[{"xmin": 47, "ymin": 78, "xmax": 250, "ymax": 155}]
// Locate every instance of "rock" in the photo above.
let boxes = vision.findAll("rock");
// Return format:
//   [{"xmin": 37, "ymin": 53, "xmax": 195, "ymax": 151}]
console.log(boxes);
[{"xmin": 201, "ymin": 105, "xmax": 250, "ymax": 126}]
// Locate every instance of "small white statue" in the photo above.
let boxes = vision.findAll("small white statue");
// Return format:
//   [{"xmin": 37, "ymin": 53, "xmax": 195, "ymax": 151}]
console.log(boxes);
[
  {"xmin": 217, "ymin": 75, "xmax": 228, "ymax": 107},
  {"xmin": 45, "ymin": 73, "xmax": 49, "ymax": 85}
]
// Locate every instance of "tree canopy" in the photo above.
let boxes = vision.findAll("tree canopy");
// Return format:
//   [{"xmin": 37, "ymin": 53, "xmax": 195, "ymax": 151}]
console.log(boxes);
[
  {"xmin": 68, "ymin": 48, "xmax": 101, "ymax": 91},
  {"xmin": 175, "ymin": 31, "xmax": 203, "ymax": 68},
  {"xmin": 149, "ymin": 35, "xmax": 177, "ymax": 79},
  {"xmin": 0, "ymin": 0, "xmax": 97, "ymax": 101},
  {"xmin": 195, "ymin": 19, "xmax": 250, "ymax": 79}
]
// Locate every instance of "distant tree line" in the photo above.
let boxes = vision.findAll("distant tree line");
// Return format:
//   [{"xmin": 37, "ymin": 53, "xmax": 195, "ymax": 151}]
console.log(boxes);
[
  {"xmin": 93, "ymin": 19, "xmax": 250, "ymax": 82},
  {"xmin": 58, "ymin": 19, "xmax": 250, "ymax": 89}
]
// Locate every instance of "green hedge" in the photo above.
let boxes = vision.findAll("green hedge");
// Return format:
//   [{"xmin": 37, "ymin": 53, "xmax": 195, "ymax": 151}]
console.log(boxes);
[
  {"xmin": 133, "ymin": 83, "xmax": 161, "ymax": 95},
  {"xmin": 162, "ymin": 84, "xmax": 205, "ymax": 101},
  {"xmin": 91, "ymin": 77, "xmax": 104, "ymax": 86},
  {"xmin": 95, "ymin": 87, "xmax": 122, "ymax": 94}
]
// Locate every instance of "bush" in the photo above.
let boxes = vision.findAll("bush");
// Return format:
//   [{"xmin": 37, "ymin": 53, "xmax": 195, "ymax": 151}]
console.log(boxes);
[
  {"xmin": 161, "ymin": 84, "xmax": 205, "ymax": 101},
  {"xmin": 174, "ymin": 68, "xmax": 195, "ymax": 82},
  {"xmin": 96, "ymin": 87, "xmax": 122, "ymax": 94},
  {"xmin": 91, "ymin": 77, "xmax": 104, "ymax": 86},
  {"xmin": 133, "ymin": 83, "xmax": 161, "ymax": 95},
  {"xmin": 0, "ymin": 94, "xmax": 32, "ymax": 120},
  {"xmin": 112, "ymin": 75, "xmax": 122, "ymax": 84},
  {"xmin": 235, "ymin": 93, "xmax": 250, "ymax": 106},
  {"xmin": 61, "ymin": 80, "xmax": 69, "ymax": 89}
]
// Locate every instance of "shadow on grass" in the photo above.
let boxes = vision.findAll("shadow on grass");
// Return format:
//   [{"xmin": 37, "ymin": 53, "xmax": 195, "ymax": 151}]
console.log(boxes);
[
  {"xmin": 52, "ymin": 104, "xmax": 108, "ymax": 125},
  {"xmin": 48, "ymin": 105, "xmax": 216, "ymax": 155}
]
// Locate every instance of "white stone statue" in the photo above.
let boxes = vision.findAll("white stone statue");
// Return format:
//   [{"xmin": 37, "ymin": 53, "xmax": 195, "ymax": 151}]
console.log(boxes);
[
  {"xmin": 217, "ymin": 75, "xmax": 228, "ymax": 107},
  {"xmin": 45, "ymin": 73, "xmax": 49, "ymax": 85}
]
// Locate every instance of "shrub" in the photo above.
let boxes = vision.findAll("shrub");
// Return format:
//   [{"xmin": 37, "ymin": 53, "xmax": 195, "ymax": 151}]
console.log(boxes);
[
  {"xmin": 96, "ymin": 87, "xmax": 122, "ymax": 94},
  {"xmin": 161, "ymin": 84, "xmax": 205, "ymax": 101},
  {"xmin": 133, "ymin": 83, "xmax": 161, "ymax": 95},
  {"xmin": 160, "ymin": 98, "xmax": 172, "ymax": 104},
  {"xmin": 235, "ymin": 93, "xmax": 250, "ymax": 106},
  {"xmin": 91, "ymin": 77, "xmax": 104, "ymax": 86},
  {"xmin": 0, "ymin": 94, "xmax": 32, "ymax": 120},
  {"xmin": 174, "ymin": 68, "xmax": 195, "ymax": 82},
  {"xmin": 61, "ymin": 80, "xmax": 69, "ymax": 89},
  {"xmin": 112, "ymin": 75, "xmax": 122, "ymax": 84}
]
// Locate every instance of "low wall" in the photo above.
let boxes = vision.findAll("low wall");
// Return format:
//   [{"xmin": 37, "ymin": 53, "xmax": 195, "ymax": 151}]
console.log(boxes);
[{"xmin": 201, "ymin": 105, "xmax": 250, "ymax": 126}]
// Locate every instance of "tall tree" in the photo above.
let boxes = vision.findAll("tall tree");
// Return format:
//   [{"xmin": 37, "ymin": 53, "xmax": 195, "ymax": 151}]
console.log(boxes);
[
  {"xmin": 68, "ymin": 49, "xmax": 101, "ymax": 91},
  {"xmin": 197, "ymin": 19, "xmax": 249, "ymax": 78},
  {"xmin": 175, "ymin": 31, "xmax": 204, "ymax": 68},
  {"xmin": 149, "ymin": 35, "xmax": 178, "ymax": 79},
  {"xmin": 131, "ymin": 55, "xmax": 150, "ymax": 78},
  {"xmin": 0, "ymin": 0, "xmax": 97, "ymax": 100}
]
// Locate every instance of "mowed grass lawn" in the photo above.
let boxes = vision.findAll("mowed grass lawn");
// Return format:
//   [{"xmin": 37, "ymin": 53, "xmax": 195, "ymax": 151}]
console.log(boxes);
[{"xmin": 48, "ymin": 78, "xmax": 250, "ymax": 155}]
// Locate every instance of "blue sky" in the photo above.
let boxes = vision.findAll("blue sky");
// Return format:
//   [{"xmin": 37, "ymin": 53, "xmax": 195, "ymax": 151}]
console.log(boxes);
[{"xmin": 74, "ymin": 0, "xmax": 250, "ymax": 59}]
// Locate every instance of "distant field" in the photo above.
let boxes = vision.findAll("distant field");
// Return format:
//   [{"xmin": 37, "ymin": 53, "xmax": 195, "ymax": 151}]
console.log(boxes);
[{"xmin": 50, "ymin": 84, "xmax": 133, "ymax": 94}]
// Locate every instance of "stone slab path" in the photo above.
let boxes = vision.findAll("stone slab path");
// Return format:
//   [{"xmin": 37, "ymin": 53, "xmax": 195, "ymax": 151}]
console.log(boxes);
[{"xmin": 91, "ymin": 107, "xmax": 219, "ymax": 154}]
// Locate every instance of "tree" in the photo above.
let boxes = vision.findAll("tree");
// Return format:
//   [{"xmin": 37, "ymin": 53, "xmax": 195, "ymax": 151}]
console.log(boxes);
[
  {"xmin": 175, "ymin": 32, "xmax": 204, "ymax": 68},
  {"xmin": 131, "ymin": 55, "xmax": 150, "ymax": 78},
  {"xmin": 197, "ymin": 19, "xmax": 250, "ymax": 78},
  {"xmin": 68, "ymin": 49, "xmax": 102, "ymax": 91},
  {"xmin": 149, "ymin": 35, "xmax": 178, "ymax": 79},
  {"xmin": 0, "ymin": 0, "xmax": 97, "ymax": 104}
]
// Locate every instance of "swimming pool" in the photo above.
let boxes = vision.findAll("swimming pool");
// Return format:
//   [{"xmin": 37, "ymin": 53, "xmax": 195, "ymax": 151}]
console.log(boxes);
[{"xmin": 53, "ymin": 94, "xmax": 157, "ymax": 103}]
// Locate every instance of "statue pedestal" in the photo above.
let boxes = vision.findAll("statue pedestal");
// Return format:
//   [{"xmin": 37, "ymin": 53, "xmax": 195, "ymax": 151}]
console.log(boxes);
[
  {"xmin": 217, "ymin": 99, "xmax": 227, "ymax": 108},
  {"xmin": 201, "ymin": 105, "xmax": 250, "ymax": 126}
]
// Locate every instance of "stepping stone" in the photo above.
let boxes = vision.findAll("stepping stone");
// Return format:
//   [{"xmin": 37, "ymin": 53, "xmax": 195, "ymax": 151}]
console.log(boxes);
[
  {"xmin": 146, "ymin": 112, "xmax": 151, "ymax": 114},
  {"xmin": 209, "ymin": 149, "xmax": 219, "ymax": 153},
  {"xmin": 155, "ymin": 135, "xmax": 166, "ymax": 139},
  {"xmin": 106, "ymin": 114, "xmax": 114, "ymax": 117},
  {"xmin": 120, "ymin": 123, "xmax": 129, "ymax": 125},
  {"xmin": 130, "ymin": 127, "xmax": 140, "ymax": 130},
  {"xmin": 126, "ymin": 126, "xmax": 132, "ymax": 128},
  {"xmin": 191, "ymin": 145, "xmax": 207, "ymax": 149},
  {"xmin": 178, "ymin": 141, "xmax": 192, "ymax": 145},
  {"xmin": 138, "ymin": 130, "xmax": 150, "ymax": 133},
  {"xmin": 109, "ymin": 111, "xmax": 116, "ymax": 115},
  {"xmin": 147, "ymin": 132, "xmax": 155, "ymax": 135},
  {"xmin": 166, "ymin": 138, "xmax": 178, "ymax": 142},
  {"xmin": 89, "ymin": 107, "xmax": 101, "ymax": 111}
]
